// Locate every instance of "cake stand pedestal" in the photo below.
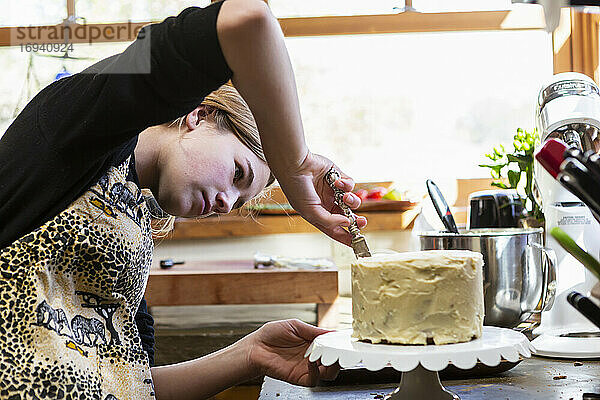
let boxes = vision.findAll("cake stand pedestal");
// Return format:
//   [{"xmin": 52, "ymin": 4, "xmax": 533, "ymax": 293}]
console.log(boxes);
[
  {"xmin": 305, "ymin": 326, "xmax": 534, "ymax": 400},
  {"xmin": 388, "ymin": 364, "xmax": 458, "ymax": 400}
]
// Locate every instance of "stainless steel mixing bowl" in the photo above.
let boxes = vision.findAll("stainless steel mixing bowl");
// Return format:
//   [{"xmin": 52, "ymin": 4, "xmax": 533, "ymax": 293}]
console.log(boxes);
[{"xmin": 420, "ymin": 228, "xmax": 556, "ymax": 328}]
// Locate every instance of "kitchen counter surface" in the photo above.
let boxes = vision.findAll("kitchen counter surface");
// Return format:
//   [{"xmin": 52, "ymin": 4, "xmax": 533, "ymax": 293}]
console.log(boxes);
[{"xmin": 259, "ymin": 356, "xmax": 600, "ymax": 399}]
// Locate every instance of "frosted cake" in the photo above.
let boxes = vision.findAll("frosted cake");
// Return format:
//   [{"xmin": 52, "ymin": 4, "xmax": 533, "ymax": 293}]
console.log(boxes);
[{"xmin": 352, "ymin": 250, "xmax": 484, "ymax": 345}]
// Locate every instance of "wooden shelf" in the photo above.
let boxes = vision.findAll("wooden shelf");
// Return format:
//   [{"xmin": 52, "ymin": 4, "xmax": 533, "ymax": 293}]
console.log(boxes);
[
  {"xmin": 145, "ymin": 259, "xmax": 340, "ymax": 327},
  {"xmin": 161, "ymin": 207, "xmax": 421, "ymax": 240},
  {"xmin": 146, "ymin": 260, "xmax": 338, "ymax": 306}
]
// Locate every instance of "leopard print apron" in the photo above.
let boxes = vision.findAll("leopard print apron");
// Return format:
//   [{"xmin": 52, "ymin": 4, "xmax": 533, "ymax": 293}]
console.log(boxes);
[{"xmin": 0, "ymin": 156, "xmax": 155, "ymax": 399}]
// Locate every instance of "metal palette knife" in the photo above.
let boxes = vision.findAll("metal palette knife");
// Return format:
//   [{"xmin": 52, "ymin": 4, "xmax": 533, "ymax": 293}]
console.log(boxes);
[{"xmin": 325, "ymin": 167, "xmax": 371, "ymax": 258}]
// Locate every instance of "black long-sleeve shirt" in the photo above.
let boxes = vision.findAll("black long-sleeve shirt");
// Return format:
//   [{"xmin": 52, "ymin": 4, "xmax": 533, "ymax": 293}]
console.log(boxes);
[{"xmin": 0, "ymin": 1, "xmax": 232, "ymax": 365}]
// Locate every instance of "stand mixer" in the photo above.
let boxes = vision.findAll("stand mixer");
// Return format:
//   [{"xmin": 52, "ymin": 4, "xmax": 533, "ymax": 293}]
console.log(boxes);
[{"xmin": 532, "ymin": 72, "xmax": 600, "ymax": 358}]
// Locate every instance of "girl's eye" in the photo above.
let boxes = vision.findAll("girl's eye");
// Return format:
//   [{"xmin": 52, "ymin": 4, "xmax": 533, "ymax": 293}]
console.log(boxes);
[{"xmin": 234, "ymin": 163, "xmax": 243, "ymax": 183}]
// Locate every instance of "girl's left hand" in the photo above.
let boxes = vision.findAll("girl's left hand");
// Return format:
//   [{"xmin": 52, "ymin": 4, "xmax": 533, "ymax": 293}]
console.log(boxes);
[
  {"xmin": 244, "ymin": 319, "xmax": 340, "ymax": 386},
  {"xmin": 276, "ymin": 151, "xmax": 367, "ymax": 246}
]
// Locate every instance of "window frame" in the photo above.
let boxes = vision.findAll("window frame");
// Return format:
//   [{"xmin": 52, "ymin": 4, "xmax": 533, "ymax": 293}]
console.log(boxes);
[
  {"xmin": 0, "ymin": 3, "xmax": 596, "ymax": 81},
  {"xmin": 554, "ymin": 8, "xmax": 600, "ymax": 81}
]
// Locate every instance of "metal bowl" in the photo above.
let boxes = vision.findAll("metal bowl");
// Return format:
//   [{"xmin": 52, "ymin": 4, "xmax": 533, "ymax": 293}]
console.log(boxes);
[{"xmin": 420, "ymin": 228, "xmax": 556, "ymax": 328}]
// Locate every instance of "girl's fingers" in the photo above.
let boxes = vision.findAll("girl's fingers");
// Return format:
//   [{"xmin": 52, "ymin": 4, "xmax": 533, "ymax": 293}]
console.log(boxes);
[
  {"xmin": 333, "ymin": 178, "xmax": 355, "ymax": 192},
  {"xmin": 356, "ymin": 216, "xmax": 367, "ymax": 229},
  {"xmin": 343, "ymin": 192, "xmax": 361, "ymax": 209},
  {"xmin": 330, "ymin": 226, "xmax": 353, "ymax": 246},
  {"xmin": 306, "ymin": 361, "xmax": 320, "ymax": 387},
  {"xmin": 318, "ymin": 363, "xmax": 340, "ymax": 381}
]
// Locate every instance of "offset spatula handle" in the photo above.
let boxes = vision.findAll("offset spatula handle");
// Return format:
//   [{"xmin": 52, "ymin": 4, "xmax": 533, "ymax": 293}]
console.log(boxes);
[{"xmin": 325, "ymin": 167, "xmax": 371, "ymax": 258}]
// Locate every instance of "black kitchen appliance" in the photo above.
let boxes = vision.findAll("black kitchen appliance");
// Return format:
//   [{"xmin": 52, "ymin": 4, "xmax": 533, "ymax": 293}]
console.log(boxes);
[{"xmin": 468, "ymin": 190, "xmax": 524, "ymax": 229}]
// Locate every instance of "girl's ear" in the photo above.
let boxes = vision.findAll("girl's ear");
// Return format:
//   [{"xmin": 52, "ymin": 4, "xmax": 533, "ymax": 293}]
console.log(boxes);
[{"xmin": 185, "ymin": 105, "xmax": 216, "ymax": 130}]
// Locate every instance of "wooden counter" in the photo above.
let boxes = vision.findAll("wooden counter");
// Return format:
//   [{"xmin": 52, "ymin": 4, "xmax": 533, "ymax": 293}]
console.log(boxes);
[
  {"xmin": 145, "ymin": 260, "xmax": 340, "ymax": 327},
  {"xmin": 161, "ymin": 207, "xmax": 421, "ymax": 240}
]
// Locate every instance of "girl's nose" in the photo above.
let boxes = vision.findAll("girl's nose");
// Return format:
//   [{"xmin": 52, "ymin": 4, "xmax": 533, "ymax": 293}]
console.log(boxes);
[{"xmin": 215, "ymin": 191, "xmax": 235, "ymax": 214}]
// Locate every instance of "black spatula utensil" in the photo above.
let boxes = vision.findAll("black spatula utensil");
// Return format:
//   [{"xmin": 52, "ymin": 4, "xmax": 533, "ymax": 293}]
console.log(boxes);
[{"xmin": 426, "ymin": 179, "xmax": 459, "ymax": 234}]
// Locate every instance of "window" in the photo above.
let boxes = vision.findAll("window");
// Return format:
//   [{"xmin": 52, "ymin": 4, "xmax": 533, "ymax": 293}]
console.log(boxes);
[
  {"xmin": 75, "ymin": 0, "xmax": 210, "ymax": 23},
  {"xmin": 412, "ymin": 0, "xmax": 512, "ymax": 12},
  {"xmin": 287, "ymin": 30, "xmax": 552, "ymax": 183},
  {"xmin": 269, "ymin": 0, "xmax": 400, "ymax": 18},
  {"xmin": 0, "ymin": 42, "xmax": 130, "ymax": 133},
  {"xmin": 269, "ymin": 0, "xmax": 514, "ymax": 18},
  {"xmin": 2, "ymin": 0, "xmax": 65, "ymax": 26},
  {"xmin": 0, "ymin": 2, "xmax": 585, "ymax": 187}
]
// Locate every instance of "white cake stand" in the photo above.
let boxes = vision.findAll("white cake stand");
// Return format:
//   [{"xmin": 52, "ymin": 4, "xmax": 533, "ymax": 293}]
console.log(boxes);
[{"xmin": 305, "ymin": 326, "xmax": 534, "ymax": 400}]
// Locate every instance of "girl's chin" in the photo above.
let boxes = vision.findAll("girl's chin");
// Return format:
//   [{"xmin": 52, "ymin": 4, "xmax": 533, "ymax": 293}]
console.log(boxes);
[
  {"xmin": 156, "ymin": 190, "xmax": 201, "ymax": 217},
  {"xmin": 156, "ymin": 195, "xmax": 188, "ymax": 217}
]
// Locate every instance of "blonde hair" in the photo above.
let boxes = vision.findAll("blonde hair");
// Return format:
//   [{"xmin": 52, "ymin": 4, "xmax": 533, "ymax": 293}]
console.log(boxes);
[{"xmin": 151, "ymin": 84, "xmax": 275, "ymax": 237}]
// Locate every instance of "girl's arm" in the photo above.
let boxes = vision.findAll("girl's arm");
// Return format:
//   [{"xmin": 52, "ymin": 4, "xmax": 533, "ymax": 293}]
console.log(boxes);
[
  {"xmin": 151, "ymin": 337, "xmax": 256, "ymax": 400},
  {"xmin": 217, "ymin": 0, "xmax": 366, "ymax": 246},
  {"xmin": 151, "ymin": 320, "xmax": 338, "ymax": 400},
  {"xmin": 217, "ymin": 0, "xmax": 308, "ymax": 173}
]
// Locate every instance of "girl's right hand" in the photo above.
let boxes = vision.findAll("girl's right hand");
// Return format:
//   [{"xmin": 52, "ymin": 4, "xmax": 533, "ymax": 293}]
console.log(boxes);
[{"xmin": 277, "ymin": 151, "xmax": 367, "ymax": 247}]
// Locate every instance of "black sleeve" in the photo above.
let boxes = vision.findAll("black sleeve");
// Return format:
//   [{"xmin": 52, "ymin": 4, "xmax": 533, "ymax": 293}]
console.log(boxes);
[
  {"xmin": 135, "ymin": 298, "xmax": 156, "ymax": 366},
  {"xmin": 0, "ymin": 1, "xmax": 232, "ymax": 249}
]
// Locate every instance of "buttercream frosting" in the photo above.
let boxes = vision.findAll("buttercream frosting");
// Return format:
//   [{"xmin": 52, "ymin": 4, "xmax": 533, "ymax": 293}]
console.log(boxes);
[{"xmin": 352, "ymin": 250, "xmax": 484, "ymax": 345}]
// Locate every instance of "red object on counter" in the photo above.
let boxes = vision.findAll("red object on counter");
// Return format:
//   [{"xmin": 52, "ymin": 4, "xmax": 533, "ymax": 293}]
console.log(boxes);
[
  {"xmin": 354, "ymin": 189, "xmax": 368, "ymax": 201},
  {"xmin": 366, "ymin": 187, "xmax": 388, "ymax": 200}
]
